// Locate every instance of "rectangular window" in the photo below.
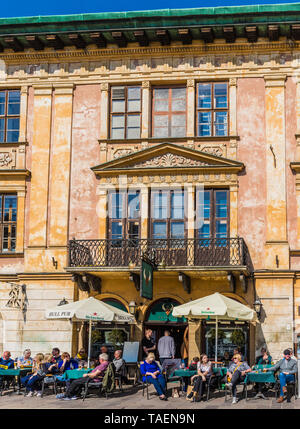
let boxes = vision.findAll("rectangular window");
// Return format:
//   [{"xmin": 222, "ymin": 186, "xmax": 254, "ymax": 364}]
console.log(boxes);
[
  {"xmin": 196, "ymin": 189, "xmax": 229, "ymax": 238},
  {"xmin": 110, "ymin": 86, "xmax": 141, "ymax": 139},
  {"xmin": 151, "ymin": 189, "xmax": 186, "ymax": 239},
  {"xmin": 152, "ymin": 87, "xmax": 186, "ymax": 138},
  {"xmin": 0, "ymin": 90, "xmax": 20, "ymax": 143},
  {"xmin": 108, "ymin": 190, "xmax": 140, "ymax": 242},
  {"xmin": 0, "ymin": 194, "xmax": 17, "ymax": 252},
  {"xmin": 197, "ymin": 83, "xmax": 228, "ymax": 137}
]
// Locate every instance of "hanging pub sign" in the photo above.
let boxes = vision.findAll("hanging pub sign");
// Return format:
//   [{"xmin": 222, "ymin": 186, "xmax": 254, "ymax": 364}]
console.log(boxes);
[{"xmin": 140, "ymin": 258, "xmax": 154, "ymax": 300}]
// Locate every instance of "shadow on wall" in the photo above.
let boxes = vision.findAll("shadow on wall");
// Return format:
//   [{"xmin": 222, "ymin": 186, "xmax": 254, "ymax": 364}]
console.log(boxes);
[
  {"xmin": 254, "ymin": 300, "xmax": 268, "ymax": 359},
  {"xmin": 0, "ymin": 312, "xmax": 3, "ymax": 352}
]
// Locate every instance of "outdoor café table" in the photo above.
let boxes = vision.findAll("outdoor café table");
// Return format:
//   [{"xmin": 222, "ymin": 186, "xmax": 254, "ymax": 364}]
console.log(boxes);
[
  {"xmin": 0, "ymin": 367, "xmax": 33, "ymax": 395},
  {"xmin": 244, "ymin": 370, "xmax": 276, "ymax": 400},
  {"xmin": 64, "ymin": 369, "xmax": 91, "ymax": 380},
  {"xmin": 173, "ymin": 369, "xmax": 196, "ymax": 392}
]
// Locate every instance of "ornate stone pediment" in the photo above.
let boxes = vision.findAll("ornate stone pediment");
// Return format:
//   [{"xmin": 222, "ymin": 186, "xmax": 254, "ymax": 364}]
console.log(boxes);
[
  {"xmin": 92, "ymin": 142, "xmax": 244, "ymax": 176},
  {"xmin": 132, "ymin": 153, "xmax": 210, "ymax": 168}
]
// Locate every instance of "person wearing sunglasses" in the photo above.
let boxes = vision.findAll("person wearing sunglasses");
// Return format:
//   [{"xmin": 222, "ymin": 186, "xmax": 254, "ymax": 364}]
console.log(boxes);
[
  {"xmin": 226, "ymin": 354, "xmax": 251, "ymax": 404},
  {"xmin": 269, "ymin": 349, "xmax": 297, "ymax": 403}
]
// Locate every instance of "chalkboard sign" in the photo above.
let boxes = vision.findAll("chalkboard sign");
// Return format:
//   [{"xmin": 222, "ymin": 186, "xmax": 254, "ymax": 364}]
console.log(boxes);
[{"xmin": 122, "ymin": 341, "xmax": 140, "ymax": 363}]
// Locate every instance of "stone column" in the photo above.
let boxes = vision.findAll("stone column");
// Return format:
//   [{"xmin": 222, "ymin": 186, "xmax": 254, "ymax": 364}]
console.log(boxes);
[
  {"xmin": 264, "ymin": 75, "xmax": 289, "ymax": 269},
  {"xmin": 48, "ymin": 84, "xmax": 74, "ymax": 248},
  {"xmin": 187, "ymin": 185, "xmax": 195, "ymax": 265},
  {"xmin": 19, "ymin": 86, "xmax": 28, "ymax": 142},
  {"xmin": 140, "ymin": 186, "xmax": 149, "ymax": 240},
  {"xmin": 186, "ymin": 79, "xmax": 195, "ymax": 138},
  {"xmin": 100, "ymin": 83, "xmax": 109, "ymax": 140},
  {"xmin": 141, "ymin": 81, "xmax": 150, "ymax": 139},
  {"xmin": 16, "ymin": 189, "xmax": 26, "ymax": 253},
  {"xmin": 28, "ymin": 85, "xmax": 52, "ymax": 247},
  {"xmin": 228, "ymin": 78, "xmax": 238, "ymax": 159}
]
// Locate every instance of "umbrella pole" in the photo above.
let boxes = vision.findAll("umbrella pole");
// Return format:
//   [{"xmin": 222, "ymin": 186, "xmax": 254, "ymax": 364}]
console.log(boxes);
[
  {"xmin": 215, "ymin": 316, "xmax": 218, "ymax": 363},
  {"xmin": 88, "ymin": 319, "xmax": 92, "ymax": 368}
]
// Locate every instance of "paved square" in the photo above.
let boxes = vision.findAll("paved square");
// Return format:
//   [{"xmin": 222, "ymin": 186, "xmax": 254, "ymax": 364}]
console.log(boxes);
[{"xmin": 0, "ymin": 383, "xmax": 299, "ymax": 409}]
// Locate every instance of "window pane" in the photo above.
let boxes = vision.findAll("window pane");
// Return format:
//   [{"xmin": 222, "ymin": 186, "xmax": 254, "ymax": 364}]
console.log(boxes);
[
  {"xmin": 153, "ymin": 115, "xmax": 169, "ymax": 138},
  {"xmin": 152, "ymin": 191, "xmax": 168, "ymax": 219},
  {"xmin": 128, "ymin": 222, "xmax": 139, "ymax": 240},
  {"xmin": 6, "ymin": 131, "xmax": 19, "ymax": 142},
  {"xmin": 214, "ymin": 111, "xmax": 227, "ymax": 136},
  {"xmin": 111, "ymin": 222, "xmax": 123, "ymax": 239},
  {"xmin": 171, "ymin": 88, "xmax": 186, "ymax": 111},
  {"xmin": 154, "ymin": 98, "xmax": 168, "ymax": 112},
  {"xmin": 171, "ymin": 114, "xmax": 186, "ymax": 137},
  {"xmin": 171, "ymin": 191, "xmax": 184, "ymax": 219},
  {"xmin": 0, "ymin": 92, "xmax": 5, "ymax": 116},
  {"xmin": 214, "ymin": 83, "xmax": 227, "ymax": 109},
  {"xmin": 127, "ymin": 127, "xmax": 140, "ymax": 139},
  {"xmin": 216, "ymin": 191, "xmax": 228, "ymax": 218},
  {"xmin": 128, "ymin": 99, "xmax": 141, "ymax": 112},
  {"xmin": 153, "ymin": 222, "xmax": 167, "ymax": 239},
  {"xmin": 7, "ymin": 91, "xmax": 20, "ymax": 115},
  {"xmin": 154, "ymin": 88, "xmax": 169, "ymax": 99},
  {"xmin": 112, "ymin": 99, "xmax": 125, "ymax": 113},
  {"xmin": 171, "ymin": 222, "xmax": 184, "ymax": 239},
  {"xmin": 198, "ymin": 84, "xmax": 211, "ymax": 109},
  {"xmin": 128, "ymin": 192, "xmax": 140, "ymax": 219},
  {"xmin": 198, "ymin": 111, "xmax": 211, "ymax": 136},
  {"xmin": 4, "ymin": 195, "xmax": 17, "ymax": 222},
  {"xmin": 0, "ymin": 118, "xmax": 4, "ymax": 143},
  {"xmin": 216, "ymin": 220, "xmax": 227, "ymax": 238},
  {"xmin": 198, "ymin": 222, "xmax": 210, "ymax": 238},
  {"xmin": 128, "ymin": 87, "xmax": 141, "ymax": 100},
  {"xmin": 7, "ymin": 117, "xmax": 19, "ymax": 131},
  {"xmin": 110, "ymin": 192, "xmax": 124, "ymax": 219},
  {"xmin": 127, "ymin": 115, "xmax": 140, "ymax": 127},
  {"xmin": 111, "ymin": 115, "xmax": 125, "ymax": 139}
]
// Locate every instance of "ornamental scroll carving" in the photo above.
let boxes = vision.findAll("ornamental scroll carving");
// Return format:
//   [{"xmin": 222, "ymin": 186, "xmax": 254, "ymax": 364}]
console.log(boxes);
[
  {"xmin": 132, "ymin": 153, "xmax": 209, "ymax": 168},
  {"xmin": 0, "ymin": 153, "xmax": 13, "ymax": 167},
  {"xmin": 6, "ymin": 283, "xmax": 28, "ymax": 320},
  {"xmin": 113, "ymin": 148, "xmax": 135, "ymax": 159}
]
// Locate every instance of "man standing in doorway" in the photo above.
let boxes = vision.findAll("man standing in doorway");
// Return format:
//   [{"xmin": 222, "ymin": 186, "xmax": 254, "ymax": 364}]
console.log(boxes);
[
  {"xmin": 158, "ymin": 330, "xmax": 175, "ymax": 365},
  {"xmin": 141, "ymin": 329, "xmax": 156, "ymax": 358}
]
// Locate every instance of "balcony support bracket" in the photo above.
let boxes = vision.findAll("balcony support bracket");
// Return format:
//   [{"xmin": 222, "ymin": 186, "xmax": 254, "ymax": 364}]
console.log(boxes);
[
  {"xmin": 227, "ymin": 272, "xmax": 236, "ymax": 293},
  {"xmin": 129, "ymin": 272, "xmax": 140, "ymax": 291},
  {"xmin": 178, "ymin": 272, "xmax": 191, "ymax": 294}
]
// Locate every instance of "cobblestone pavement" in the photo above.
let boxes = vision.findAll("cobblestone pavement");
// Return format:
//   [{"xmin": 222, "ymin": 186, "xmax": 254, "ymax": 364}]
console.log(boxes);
[{"xmin": 0, "ymin": 384, "xmax": 299, "ymax": 409}]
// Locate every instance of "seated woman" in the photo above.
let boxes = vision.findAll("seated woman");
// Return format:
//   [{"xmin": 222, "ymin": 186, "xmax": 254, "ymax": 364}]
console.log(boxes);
[
  {"xmin": 17, "ymin": 349, "xmax": 33, "ymax": 367},
  {"xmin": 140, "ymin": 352, "xmax": 167, "ymax": 401},
  {"xmin": 256, "ymin": 348, "xmax": 272, "ymax": 365},
  {"xmin": 20, "ymin": 353, "xmax": 47, "ymax": 397},
  {"xmin": 187, "ymin": 354, "xmax": 213, "ymax": 401},
  {"xmin": 56, "ymin": 352, "xmax": 78, "ymax": 382},
  {"xmin": 74, "ymin": 348, "xmax": 88, "ymax": 364},
  {"xmin": 226, "ymin": 353, "xmax": 251, "ymax": 404}
]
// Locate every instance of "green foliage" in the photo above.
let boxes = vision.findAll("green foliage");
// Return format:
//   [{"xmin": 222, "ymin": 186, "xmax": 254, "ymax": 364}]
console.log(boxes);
[
  {"xmin": 107, "ymin": 329, "xmax": 127, "ymax": 348},
  {"xmin": 207, "ymin": 328, "xmax": 226, "ymax": 342},
  {"xmin": 231, "ymin": 329, "xmax": 245, "ymax": 346}
]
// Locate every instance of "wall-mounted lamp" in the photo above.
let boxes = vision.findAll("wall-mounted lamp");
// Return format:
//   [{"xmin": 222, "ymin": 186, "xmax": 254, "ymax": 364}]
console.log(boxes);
[
  {"xmin": 58, "ymin": 297, "xmax": 68, "ymax": 306},
  {"xmin": 128, "ymin": 300, "xmax": 138, "ymax": 316},
  {"xmin": 253, "ymin": 297, "xmax": 263, "ymax": 320}
]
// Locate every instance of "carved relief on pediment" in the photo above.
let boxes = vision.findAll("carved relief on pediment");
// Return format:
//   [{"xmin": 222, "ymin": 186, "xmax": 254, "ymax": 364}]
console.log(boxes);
[{"xmin": 132, "ymin": 153, "xmax": 210, "ymax": 168}]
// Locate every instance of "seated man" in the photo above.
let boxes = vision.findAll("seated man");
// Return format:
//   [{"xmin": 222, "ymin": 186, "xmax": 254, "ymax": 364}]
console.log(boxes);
[
  {"xmin": 113, "ymin": 350, "xmax": 127, "ymax": 384},
  {"xmin": 0, "ymin": 351, "xmax": 15, "ymax": 389},
  {"xmin": 56, "ymin": 353, "xmax": 109, "ymax": 400},
  {"xmin": 51, "ymin": 347, "xmax": 61, "ymax": 364},
  {"xmin": 226, "ymin": 353, "xmax": 251, "ymax": 404},
  {"xmin": 270, "ymin": 349, "xmax": 297, "ymax": 403}
]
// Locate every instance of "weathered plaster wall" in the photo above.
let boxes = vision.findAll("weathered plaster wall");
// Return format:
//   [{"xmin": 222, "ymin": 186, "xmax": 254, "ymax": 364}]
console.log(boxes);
[
  {"xmin": 69, "ymin": 84, "xmax": 101, "ymax": 240},
  {"xmin": 237, "ymin": 78, "xmax": 266, "ymax": 270}
]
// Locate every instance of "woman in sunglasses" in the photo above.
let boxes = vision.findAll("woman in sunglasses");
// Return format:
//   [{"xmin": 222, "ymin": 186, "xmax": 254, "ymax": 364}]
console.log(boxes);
[{"xmin": 226, "ymin": 354, "xmax": 251, "ymax": 404}]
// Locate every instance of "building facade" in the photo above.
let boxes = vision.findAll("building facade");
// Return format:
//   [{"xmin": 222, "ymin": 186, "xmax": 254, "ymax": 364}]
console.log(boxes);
[{"xmin": 0, "ymin": 3, "xmax": 300, "ymax": 362}]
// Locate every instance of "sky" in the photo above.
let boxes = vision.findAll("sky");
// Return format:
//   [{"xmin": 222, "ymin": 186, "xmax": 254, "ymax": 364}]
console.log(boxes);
[{"xmin": 0, "ymin": 0, "xmax": 300, "ymax": 18}]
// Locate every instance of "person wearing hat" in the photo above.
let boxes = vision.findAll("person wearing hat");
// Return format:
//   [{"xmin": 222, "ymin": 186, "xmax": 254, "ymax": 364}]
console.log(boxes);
[{"xmin": 269, "ymin": 349, "xmax": 298, "ymax": 403}]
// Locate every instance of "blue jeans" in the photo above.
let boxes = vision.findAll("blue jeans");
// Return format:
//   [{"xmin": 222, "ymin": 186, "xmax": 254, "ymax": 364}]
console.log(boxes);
[
  {"xmin": 21, "ymin": 374, "xmax": 41, "ymax": 392},
  {"xmin": 145, "ymin": 374, "xmax": 166, "ymax": 396},
  {"xmin": 279, "ymin": 373, "xmax": 295, "ymax": 396}
]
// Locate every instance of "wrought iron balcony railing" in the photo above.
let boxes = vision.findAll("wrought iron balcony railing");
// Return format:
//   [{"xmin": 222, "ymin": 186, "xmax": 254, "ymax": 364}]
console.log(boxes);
[{"xmin": 68, "ymin": 238, "xmax": 252, "ymax": 270}]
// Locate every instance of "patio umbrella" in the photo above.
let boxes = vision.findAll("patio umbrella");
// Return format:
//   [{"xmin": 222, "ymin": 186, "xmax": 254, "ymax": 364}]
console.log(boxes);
[
  {"xmin": 172, "ymin": 293, "xmax": 257, "ymax": 362},
  {"xmin": 45, "ymin": 297, "xmax": 135, "ymax": 367}
]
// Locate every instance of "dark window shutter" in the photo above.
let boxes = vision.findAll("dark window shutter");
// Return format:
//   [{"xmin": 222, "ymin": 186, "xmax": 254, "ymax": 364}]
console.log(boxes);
[{"xmin": 112, "ymin": 87, "xmax": 125, "ymax": 99}]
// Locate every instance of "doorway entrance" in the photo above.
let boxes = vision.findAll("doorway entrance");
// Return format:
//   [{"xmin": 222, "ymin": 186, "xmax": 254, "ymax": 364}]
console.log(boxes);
[{"xmin": 144, "ymin": 298, "xmax": 188, "ymax": 359}]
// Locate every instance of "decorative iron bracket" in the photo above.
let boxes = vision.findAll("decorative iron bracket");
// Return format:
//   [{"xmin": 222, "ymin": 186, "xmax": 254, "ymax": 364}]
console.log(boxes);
[
  {"xmin": 227, "ymin": 272, "xmax": 236, "ymax": 293},
  {"xmin": 239, "ymin": 273, "xmax": 247, "ymax": 293},
  {"xmin": 178, "ymin": 272, "xmax": 191, "ymax": 294},
  {"xmin": 129, "ymin": 272, "xmax": 140, "ymax": 291}
]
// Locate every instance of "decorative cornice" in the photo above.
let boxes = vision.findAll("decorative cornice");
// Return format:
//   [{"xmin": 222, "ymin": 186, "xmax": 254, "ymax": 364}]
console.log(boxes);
[
  {"xmin": 0, "ymin": 169, "xmax": 30, "ymax": 179},
  {"xmin": 0, "ymin": 42, "xmax": 299, "ymax": 62},
  {"xmin": 264, "ymin": 74, "xmax": 287, "ymax": 87},
  {"xmin": 100, "ymin": 82, "xmax": 109, "ymax": 91}
]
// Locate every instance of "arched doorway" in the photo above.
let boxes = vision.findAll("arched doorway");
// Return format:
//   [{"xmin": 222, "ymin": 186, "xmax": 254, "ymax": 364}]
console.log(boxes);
[{"xmin": 144, "ymin": 298, "xmax": 188, "ymax": 359}]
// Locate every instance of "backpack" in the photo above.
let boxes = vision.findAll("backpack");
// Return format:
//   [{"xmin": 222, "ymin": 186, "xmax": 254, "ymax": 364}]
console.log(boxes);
[{"xmin": 101, "ymin": 362, "xmax": 116, "ymax": 394}]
